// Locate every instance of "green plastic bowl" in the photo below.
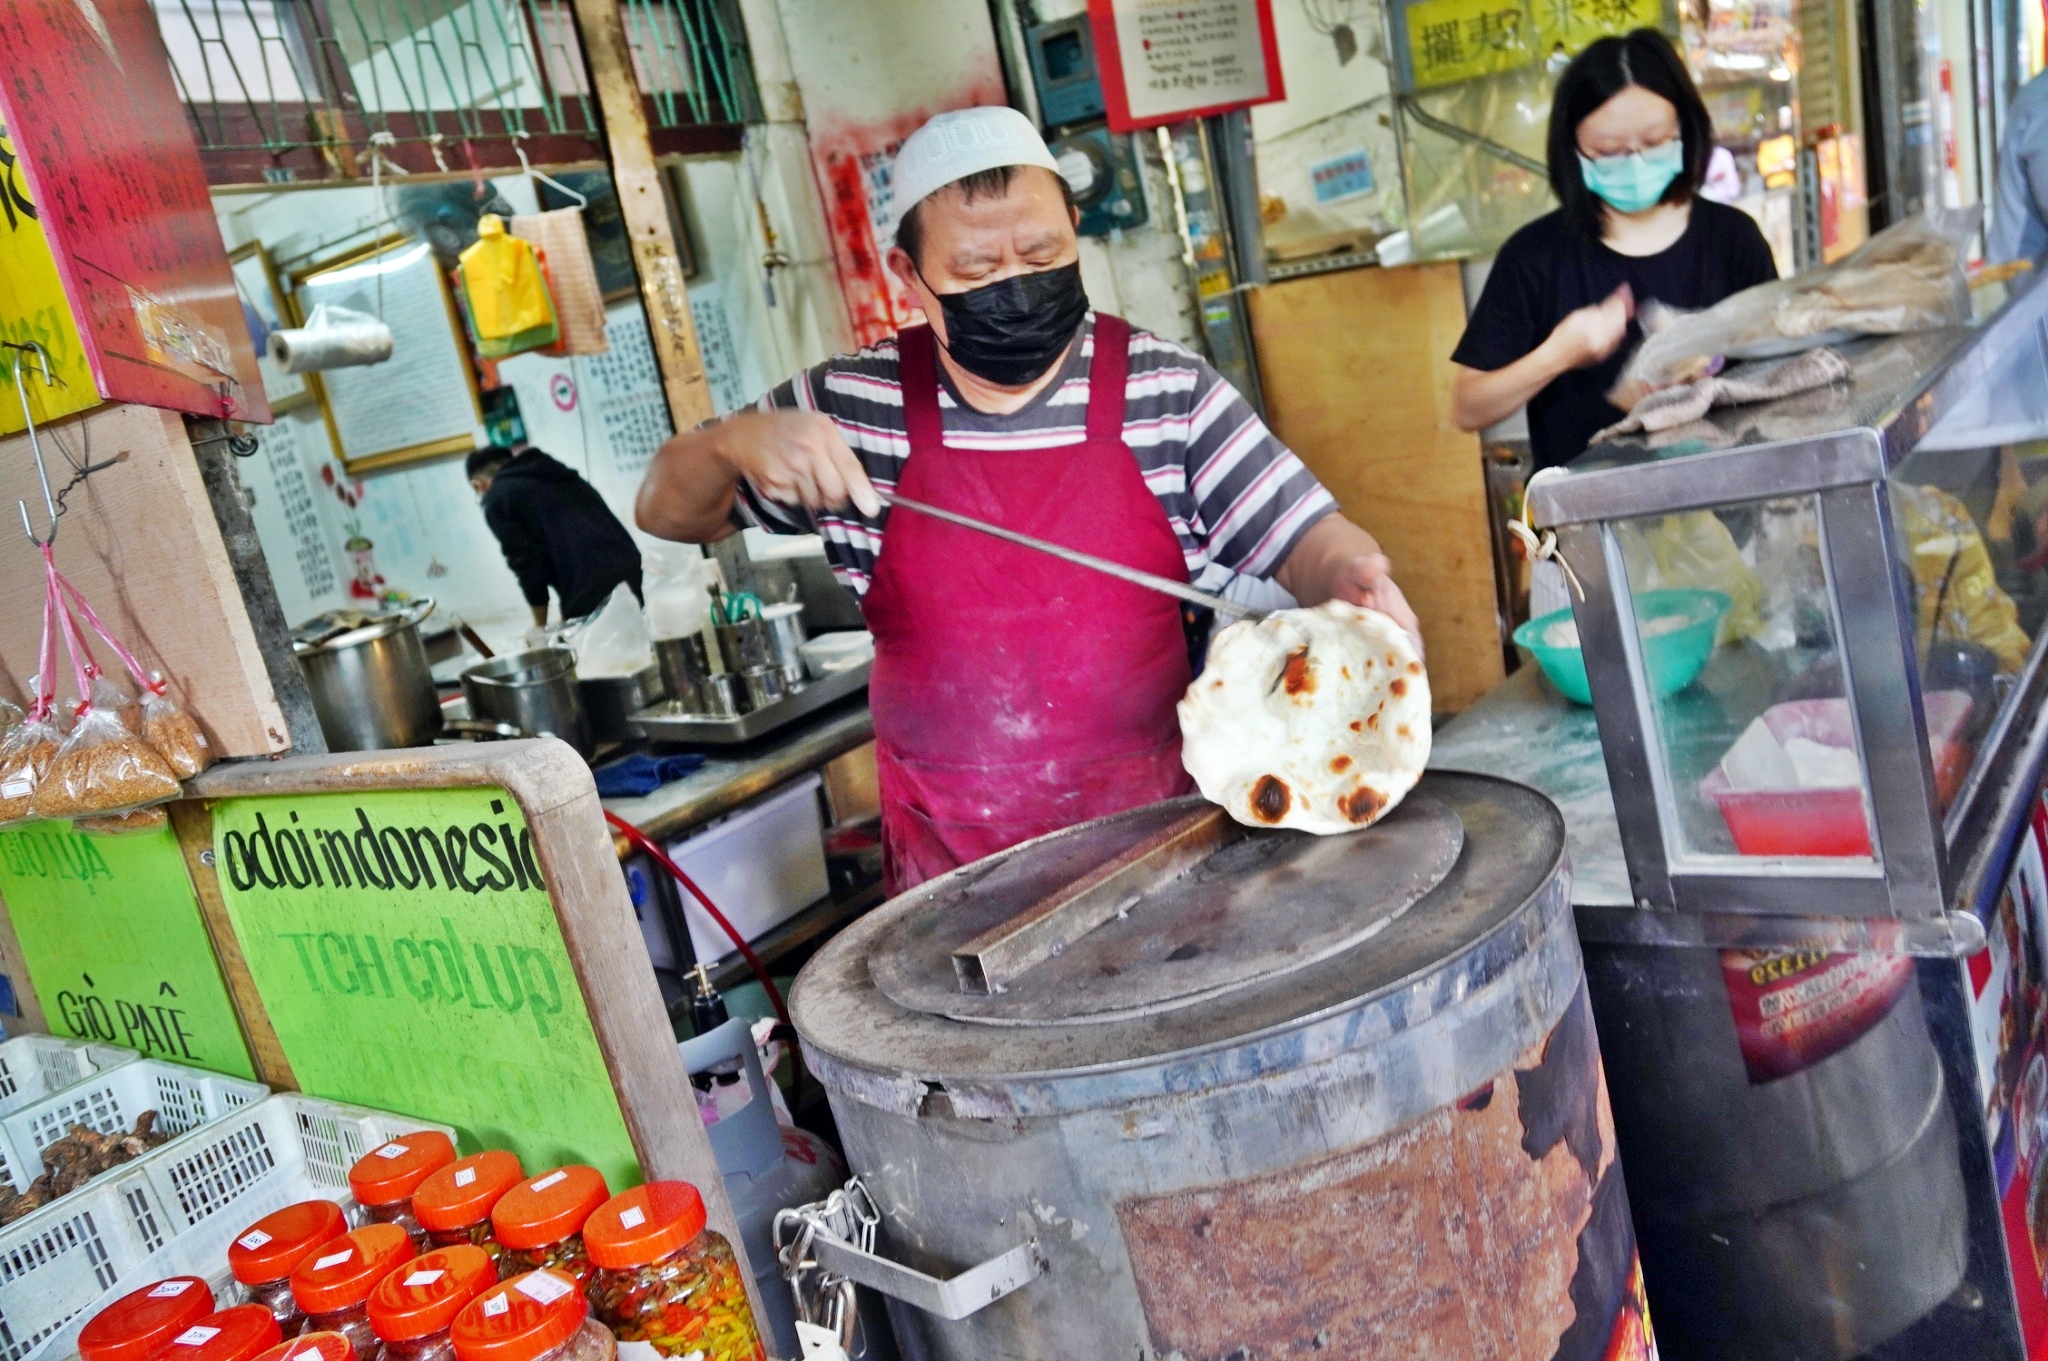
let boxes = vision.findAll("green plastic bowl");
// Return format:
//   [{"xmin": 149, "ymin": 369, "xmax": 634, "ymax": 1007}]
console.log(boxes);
[{"xmin": 1512, "ymin": 588, "xmax": 1730, "ymax": 706}]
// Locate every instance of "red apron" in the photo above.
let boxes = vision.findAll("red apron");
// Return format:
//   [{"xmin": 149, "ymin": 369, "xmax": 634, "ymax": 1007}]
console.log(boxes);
[{"xmin": 862, "ymin": 315, "xmax": 1194, "ymax": 895}]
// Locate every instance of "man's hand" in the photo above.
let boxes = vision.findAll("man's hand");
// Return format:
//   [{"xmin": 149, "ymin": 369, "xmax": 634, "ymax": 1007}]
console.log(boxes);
[
  {"xmin": 1324, "ymin": 552, "xmax": 1423, "ymax": 656},
  {"xmin": 718, "ymin": 411, "xmax": 882, "ymax": 517},
  {"xmin": 637, "ymin": 410, "xmax": 880, "ymax": 543},
  {"xmin": 1273, "ymin": 514, "xmax": 1425, "ymax": 656}
]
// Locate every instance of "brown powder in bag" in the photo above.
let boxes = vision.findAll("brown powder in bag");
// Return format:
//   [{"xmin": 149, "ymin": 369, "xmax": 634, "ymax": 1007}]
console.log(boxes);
[
  {"xmin": 141, "ymin": 693, "xmax": 213, "ymax": 778},
  {"xmin": 29, "ymin": 709, "xmax": 180, "ymax": 819},
  {"xmin": 74, "ymin": 806, "xmax": 169, "ymax": 835},
  {"xmin": 0, "ymin": 721, "xmax": 61, "ymax": 823}
]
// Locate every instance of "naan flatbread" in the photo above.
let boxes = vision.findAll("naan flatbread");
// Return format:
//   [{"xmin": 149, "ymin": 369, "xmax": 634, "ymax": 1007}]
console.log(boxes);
[{"xmin": 1180, "ymin": 602, "xmax": 1431, "ymax": 834}]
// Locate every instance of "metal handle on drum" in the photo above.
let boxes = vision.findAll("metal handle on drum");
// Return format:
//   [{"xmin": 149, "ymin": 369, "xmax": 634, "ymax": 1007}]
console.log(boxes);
[{"xmin": 809, "ymin": 1233, "xmax": 1047, "ymax": 1321}]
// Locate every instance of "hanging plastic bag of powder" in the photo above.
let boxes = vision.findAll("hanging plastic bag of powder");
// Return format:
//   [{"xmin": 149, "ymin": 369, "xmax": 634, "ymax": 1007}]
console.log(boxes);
[
  {"xmin": 2, "ymin": 580, "xmax": 65, "ymax": 825},
  {"xmin": 74, "ymin": 806, "xmax": 170, "ymax": 836},
  {"xmin": 29, "ymin": 591, "xmax": 180, "ymax": 820},
  {"xmin": 140, "ymin": 672, "xmax": 213, "ymax": 778}
]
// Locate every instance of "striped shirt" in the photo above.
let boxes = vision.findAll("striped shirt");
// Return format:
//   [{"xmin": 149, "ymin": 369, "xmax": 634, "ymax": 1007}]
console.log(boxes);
[{"xmin": 732, "ymin": 315, "xmax": 1337, "ymax": 597}]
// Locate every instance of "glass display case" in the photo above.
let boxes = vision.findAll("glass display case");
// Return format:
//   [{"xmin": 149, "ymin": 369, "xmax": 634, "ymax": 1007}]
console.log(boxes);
[{"xmin": 1524, "ymin": 272, "xmax": 2048, "ymax": 1361}]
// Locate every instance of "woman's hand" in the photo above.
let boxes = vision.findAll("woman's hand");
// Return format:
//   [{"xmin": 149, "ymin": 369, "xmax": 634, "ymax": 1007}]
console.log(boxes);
[
  {"xmin": 1544, "ymin": 284, "xmax": 1634, "ymax": 370},
  {"xmin": 1451, "ymin": 284, "xmax": 1636, "ymax": 432}
]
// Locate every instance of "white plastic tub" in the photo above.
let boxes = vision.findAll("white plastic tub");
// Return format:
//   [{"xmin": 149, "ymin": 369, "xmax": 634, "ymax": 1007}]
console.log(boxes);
[
  {"xmin": 0, "ymin": 1036, "xmax": 136, "ymax": 1119},
  {"xmin": 667, "ymin": 774, "xmax": 828, "ymax": 962},
  {"xmin": 9, "ymin": 1094, "xmax": 452, "ymax": 1361},
  {"xmin": 0, "ymin": 1058, "xmax": 267, "ymax": 1195}
]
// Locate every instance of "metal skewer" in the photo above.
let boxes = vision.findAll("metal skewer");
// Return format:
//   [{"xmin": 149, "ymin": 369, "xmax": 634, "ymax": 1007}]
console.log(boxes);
[
  {"xmin": 883, "ymin": 492, "xmax": 1262, "ymax": 620},
  {"xmin": 9, "ymin": 343, "xmax": 58, "ymax": 548}
]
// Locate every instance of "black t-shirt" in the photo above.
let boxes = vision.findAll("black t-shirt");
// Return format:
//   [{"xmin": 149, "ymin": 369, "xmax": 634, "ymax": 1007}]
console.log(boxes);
[{"xmin": 1452, "ymin": 201, "xmax": 1780, "ymax": 469}]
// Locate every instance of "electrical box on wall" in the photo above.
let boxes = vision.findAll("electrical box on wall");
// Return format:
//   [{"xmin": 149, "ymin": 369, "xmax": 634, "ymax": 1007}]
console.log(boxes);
[
  {"xmin": 1051, "ymin": 126, "xmax": 1149, "ymax": 237},
  {"xmin": 1026, "ymin": 16, "xmax": 1106, "ymax": 128}
]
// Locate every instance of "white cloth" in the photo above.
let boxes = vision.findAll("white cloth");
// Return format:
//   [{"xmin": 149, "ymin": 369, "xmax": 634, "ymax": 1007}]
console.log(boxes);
[
  {"xmin": 1530, "ymin": 559, "xmax": 1572, "ymax": 621},
  {"xmin": 890, "ymin": 106, "xmax": 1062, "ymax": 218}
]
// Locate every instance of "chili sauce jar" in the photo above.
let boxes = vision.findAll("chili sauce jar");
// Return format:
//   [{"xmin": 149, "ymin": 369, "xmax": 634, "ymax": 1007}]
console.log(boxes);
[
  {"xmin": 290, "ymin": 1223, "xmax": 417, "ymax": 1361},
  {"xmin": 79, "ymin": 1278, "xmax": 215, "ymax": 1361},
  {"xmin": 415, "ymin": 1151, "xmax": 525, "ymax": 1261},
  {"xmin": 229, "ymin": 1200, "xmax": 350, "ymax": 1331},
  {"xmin": 583, "ymin": 1183, "xmax": 764, "ymax": 1361},
  {"xmin": 451, "ymin": 1271, "xmax": 615, "ymax": 1361},
  {"xmin": 143, "ymin": 1306, "xmax": 282, "ymax": 1361},
  {"xmin": 350, "ymin": 1132, "xmax": 458, "ymax": 1247},
  {"xmin": 489, "ymin": 1167, "xmax": 609, "ymax": 1288},
  {"xmin": 249, "ymin": 1332, "xmax": 356, "ymax": 1361},
  {"xmin": 367, "ymin": 1245, "xmax": 499, "ymax": 1361}
]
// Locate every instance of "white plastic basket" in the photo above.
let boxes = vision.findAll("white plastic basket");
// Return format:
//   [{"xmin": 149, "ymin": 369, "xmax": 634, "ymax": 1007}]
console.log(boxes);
[
  {"xmin": 0, "ymin": 1059, "xmax": 267, "ymax": 1196},
  {"xmin": 0, "ymin": 1038, "xmax": 136, "ymax": 1120},
  {"xmin": 3, "ymin": 1094, "xmax": 453, "ymax": 1361}
]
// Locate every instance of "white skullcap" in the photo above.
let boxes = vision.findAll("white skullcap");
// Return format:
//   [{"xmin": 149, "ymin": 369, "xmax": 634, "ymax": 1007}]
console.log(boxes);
[{"xmin": 890, "ymin": 106, "xmax": 1062, "ymax": 220}]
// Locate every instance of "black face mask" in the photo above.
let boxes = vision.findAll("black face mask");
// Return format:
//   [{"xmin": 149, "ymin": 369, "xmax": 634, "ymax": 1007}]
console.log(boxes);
[{"xmin": 922, "ymin": 262, "xmax": 1088, "ymax": 387}]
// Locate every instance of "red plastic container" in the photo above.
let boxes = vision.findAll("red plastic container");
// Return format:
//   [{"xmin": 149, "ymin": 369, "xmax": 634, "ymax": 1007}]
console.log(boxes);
[{"xmin": 1700, "ymin": 692, "xmax": 1973, "ymax": 857}]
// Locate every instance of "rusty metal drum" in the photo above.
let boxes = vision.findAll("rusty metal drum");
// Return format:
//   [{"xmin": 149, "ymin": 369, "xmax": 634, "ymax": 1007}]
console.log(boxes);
[{"xmin": 791, "ymin": 772, "xmax": 1655, "ymax": 1361}]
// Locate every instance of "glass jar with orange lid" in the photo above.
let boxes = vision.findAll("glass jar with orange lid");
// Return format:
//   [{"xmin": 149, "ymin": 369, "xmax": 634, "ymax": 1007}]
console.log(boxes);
[
  {"xmin": 366, "ymin": 1245, "xmax": 499, "ymax": 1361},
  {"xmin": 249, "ymin": 1331, "xmax": 355, "ymax": 1361},
  {"xmin": 414, "ymin": 1151, "xmax": 524, "ymax": 1261},
  {"xmin": 489, "ymin": 1167, "xmax": 609, "ymax": 1289},
  {"xmin": 228, "ymin": 1200, "xmax": 350, "ymax": 1331},
  {"xmin": 79, "ymin": 1278, "xmax": 215, "ymax": 1361},
  {"xmin": 290, "ymin": 1223, "xmax": 417, "ymax": 1361},
  {"xmin": 144, "ymin": 1306, "xmax": 282, "ymax": 1361},
  {"xmin": 350, "ymin": 1132, "xmax": 458, "ymax": 1248},
  {"xmin": 583, "ymin": 1183, "xmax": 764, "ymax": 1361},
  {"xmin": 451, "ymin": 1271, "xmax": 615, "ymax": 1361}
]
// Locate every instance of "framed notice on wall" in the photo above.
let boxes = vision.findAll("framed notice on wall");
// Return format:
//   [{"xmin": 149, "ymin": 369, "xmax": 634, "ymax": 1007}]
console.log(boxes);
[
  {"xmin": 293, "ymin": 238, "xmax": 483, "ymax": 473},
  {"xmin": 1087, "ymin": 0, "xmax": 1286, "ymax": 131}
]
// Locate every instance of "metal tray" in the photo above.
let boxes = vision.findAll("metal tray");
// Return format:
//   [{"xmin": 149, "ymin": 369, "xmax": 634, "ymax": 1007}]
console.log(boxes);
[{"xmin": 628, "ymin": 659, "xmax": 870, "ymax": 745}]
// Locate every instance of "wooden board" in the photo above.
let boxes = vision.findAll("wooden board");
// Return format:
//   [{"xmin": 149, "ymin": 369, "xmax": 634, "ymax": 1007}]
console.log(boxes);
[
  {"xmin": 1246, "ymin": 262, "xmax": 1505, "ymax": 712},
  {"xmin": 0, "ymin": 404, "xmax": 290, "ymax": 755}
]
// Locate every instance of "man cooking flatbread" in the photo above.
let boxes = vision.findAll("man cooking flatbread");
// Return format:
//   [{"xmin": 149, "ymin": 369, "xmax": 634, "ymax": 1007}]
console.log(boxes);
[{"xmin": 636, "ymin": 105, "xmax": 1419, "ymax": 894}]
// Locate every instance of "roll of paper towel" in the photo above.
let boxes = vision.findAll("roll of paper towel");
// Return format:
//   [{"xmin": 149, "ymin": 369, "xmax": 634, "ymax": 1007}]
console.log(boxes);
[{"xmin": 268, "ymin": 303, "xmax": 395, "ymax": 373}]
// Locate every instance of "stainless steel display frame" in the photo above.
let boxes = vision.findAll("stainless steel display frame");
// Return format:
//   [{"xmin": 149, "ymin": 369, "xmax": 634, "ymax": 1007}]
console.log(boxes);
[{"xmin": 1529, "ymin": 272, "xmax": 2048, "ymax": 948}]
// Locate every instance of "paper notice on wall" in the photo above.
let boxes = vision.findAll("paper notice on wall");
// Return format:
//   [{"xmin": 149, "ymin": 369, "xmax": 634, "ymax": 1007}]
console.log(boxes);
[
  {"xmin": 251, "ymin": 416, "xmax": 342, "ymax": 617},
  {"xmin": 584, "ymin": 307, "xmax": 673, "ymax": 480},
  {"xmin": 688, "ymin": 286, "xmax": 747, "ymax": 416},
  {"xmin": 1091, "ymin": 0, "xmax": 1282, "ymax": 128}
]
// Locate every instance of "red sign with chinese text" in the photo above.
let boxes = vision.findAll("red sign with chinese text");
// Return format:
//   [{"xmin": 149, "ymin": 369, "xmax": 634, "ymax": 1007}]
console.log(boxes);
[
  {"xmin": 0, "ymin": 0, "xmax": 267, "ymax": 422},
  {"xmin": 1088, "ymin": 0, "xmax": 1286, "ymax": 132}
]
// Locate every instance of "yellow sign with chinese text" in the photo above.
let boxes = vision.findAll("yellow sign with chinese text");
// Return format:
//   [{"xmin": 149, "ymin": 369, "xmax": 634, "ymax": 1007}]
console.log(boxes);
[
  {"xmin": 1405, "ymin": 0, "xmax": 1665, "ymax": 89},
  {"xmin": 1531, "ymin": 0, "xmax": 1666, "ymax": 62},
  {"xmin": 0, "ymin": 121, "xmax": 100, "ymax": 435}
]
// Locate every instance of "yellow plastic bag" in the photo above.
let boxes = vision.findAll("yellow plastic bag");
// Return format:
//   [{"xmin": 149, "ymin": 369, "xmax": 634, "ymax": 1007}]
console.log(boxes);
[
  {"xmin": 456, "ymin": 214, "xmax": 560, "ymax": 359},
  {"xmin": 1616, "ymin": 511, "xmax": 1765, "ymax": 647},
  {"xmin": 1896, "ymin": 482, "xmax": 2032, "ymax": 672}
]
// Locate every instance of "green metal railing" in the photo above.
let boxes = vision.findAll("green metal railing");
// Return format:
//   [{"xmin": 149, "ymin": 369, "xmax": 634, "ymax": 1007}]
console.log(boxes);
[{"xmin": 159, "ymin": 0, "xmax": 756, "ymax": 171}]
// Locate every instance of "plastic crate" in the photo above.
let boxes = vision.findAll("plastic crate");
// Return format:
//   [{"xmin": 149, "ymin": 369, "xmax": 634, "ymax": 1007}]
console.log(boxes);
[
  {"xmin": 4, "ymin": 1094, "xmax": 453, "ymax": 1361},
  {"xmin": 0, "ymin": 1060, "xmax": 267, "ymax": 1196},
  {"xmin": 0, "ymin": 1038, "xmax": 136, "ymax": 1120}
]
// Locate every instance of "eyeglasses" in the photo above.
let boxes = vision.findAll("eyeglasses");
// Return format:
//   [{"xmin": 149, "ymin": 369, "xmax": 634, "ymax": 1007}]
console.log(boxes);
[{"xmin": 1578, "ymin": 132, "xmax": 1681, "ymax": 163}]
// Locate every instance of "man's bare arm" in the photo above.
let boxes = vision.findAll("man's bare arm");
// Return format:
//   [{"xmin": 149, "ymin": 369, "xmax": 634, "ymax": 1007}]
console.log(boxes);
[{"xmin": 635, "ymin": 410, "xmax": 881, "ymax": 543}]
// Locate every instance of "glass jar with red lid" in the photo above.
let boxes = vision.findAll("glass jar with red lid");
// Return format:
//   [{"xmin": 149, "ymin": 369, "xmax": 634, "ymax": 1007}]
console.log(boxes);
[
  {"xmin": 414, "ymin": 1151, "xmax": 524, "ymax": 1260},
  {"xmin": 583, "ymin": 1183, "xmax": 764, "ymax": 1361},
  {"xmin": 450, "ymin": 1271, "xmax": 614, "ymax": 1361},
  {"xmin": 79, "ymin": 1278, "xmax": 215, "ymax": 1361},
  {"xmin": 349, "ymin": 1132, "xmax": 458, "ymax": 1247},
  {"xmin": 142, "ymin": 1306, "xmax": 282, "ymax": 1361},
  {"xmin": 367, "ymin": 1244, "xmax": 498, "ymax": 1361},
  {"xmin": 290, "ymin": 1223, "xmax": 418, "ymax": 1361},
  {"xmin": 489, "ymin": 1167, "xmax": 609, "ymax": 1288},
  {"xmin": 250, "ymin": 1331, "xmax": 356, "ymax": 1361},
  {"xmin": 229, "ymin": 1200, "xmax": 349, "ymax": 1330}
]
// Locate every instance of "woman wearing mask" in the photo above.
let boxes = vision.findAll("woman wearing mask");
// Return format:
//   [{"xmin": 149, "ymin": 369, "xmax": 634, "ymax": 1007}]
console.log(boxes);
[{"xmin": 1450, "ymin": 28, "xmax": 1778, "ymax": 472}]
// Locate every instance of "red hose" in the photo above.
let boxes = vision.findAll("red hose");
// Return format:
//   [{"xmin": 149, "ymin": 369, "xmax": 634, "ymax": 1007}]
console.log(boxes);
[{"xmin": 605, "ymin": 810, "xmax": 793, "ymax": 1030}]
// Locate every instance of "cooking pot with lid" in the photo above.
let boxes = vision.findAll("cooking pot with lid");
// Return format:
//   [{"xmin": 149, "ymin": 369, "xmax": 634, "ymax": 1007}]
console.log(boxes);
[{"xmin": 292, "ymin": 599, "xmax": 442, "ymax": 752}]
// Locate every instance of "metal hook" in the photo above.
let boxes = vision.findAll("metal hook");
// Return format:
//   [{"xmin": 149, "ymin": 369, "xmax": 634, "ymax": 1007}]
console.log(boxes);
[
  {"xmin": 512, "ymin": 132, "xmax": 589, "ymax": 209},
  {"xmin": 8, "ymin": 342, "xmax": 58, "ymax": 548}
]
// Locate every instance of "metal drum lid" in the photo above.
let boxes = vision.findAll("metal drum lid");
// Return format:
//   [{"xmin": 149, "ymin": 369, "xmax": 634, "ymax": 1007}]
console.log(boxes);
[{"xmin": 868, "ymin": 793, "xmax": 1463, "ymax": 1026}]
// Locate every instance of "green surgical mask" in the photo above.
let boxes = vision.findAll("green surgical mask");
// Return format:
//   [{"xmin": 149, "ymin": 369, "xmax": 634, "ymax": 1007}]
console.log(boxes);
[{"xmin": 1578, "ymin": 138, "xmax": 1685, "ymax": 214}]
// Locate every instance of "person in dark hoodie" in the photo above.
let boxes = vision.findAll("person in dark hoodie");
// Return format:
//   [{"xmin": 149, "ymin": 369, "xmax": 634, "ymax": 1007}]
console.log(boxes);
[{"xmin": 467, "ymin": 444, "xmax": 643, "ymax": 626}]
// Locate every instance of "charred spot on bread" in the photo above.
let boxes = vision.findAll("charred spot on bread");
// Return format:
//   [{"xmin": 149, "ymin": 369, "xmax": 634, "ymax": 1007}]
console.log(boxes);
[
  {"xmin": 1390, "ymin": 678, "xmax": 1407, "ymax": 697},
  {"xmin": 1281, "ymin": 647, "xmax": 1314, "ymax": 697},
  {"xmin": 1349, "ymin": 720, "xmax": 1363, "ymax": 732},
  {"xmin": 1397, "ymin": 725, "xmax": 1412, "ymax": 739},
  {"xmin": 1408, "ymin": 661, "xmax": 1423, "ymax": 675},
  {"xmin": 1366, "ymin": 712, "xmax": 1379, "ymax": 730},
  {"xmin": 1330, "ymin": 755, "xmax": 1353, "ymax": 772},
  {"xmin": 1343, "ymin": 785, "xmax": 1386, "ymax": 823},
  {"xmin": 1250, "ymin": 775, "xmax": 1291, "ymax": 822}
]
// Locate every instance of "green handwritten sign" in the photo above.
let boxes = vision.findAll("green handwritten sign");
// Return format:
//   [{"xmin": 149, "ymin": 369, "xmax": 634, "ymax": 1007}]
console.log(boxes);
[
  {"xmin": 0, "ymin": 821, "xmax": 256, "ymax": 1079},
  {"xmin": 213, "ymin": 788, "xmax": 640, "ymax": 1188}
]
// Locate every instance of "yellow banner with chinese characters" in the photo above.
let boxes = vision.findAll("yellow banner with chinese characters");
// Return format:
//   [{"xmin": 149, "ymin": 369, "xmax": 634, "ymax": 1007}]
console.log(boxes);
[
  {"xmin": 0, "ymin": 120, "xmax": 100, "ymax": 435},
  {"xmin": 1405, "ymin": 0, "xmax": 1665, "ymax": 89}
]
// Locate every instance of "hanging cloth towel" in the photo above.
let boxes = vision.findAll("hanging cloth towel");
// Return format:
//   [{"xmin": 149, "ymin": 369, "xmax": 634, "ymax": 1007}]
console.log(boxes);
[
  {"xmin": 511, "ymin": 209, "xmax": 610, "ymax": 355},
  {"xmin": 456, "ymin": 214, "xmax": 560, "ymax": 358}
]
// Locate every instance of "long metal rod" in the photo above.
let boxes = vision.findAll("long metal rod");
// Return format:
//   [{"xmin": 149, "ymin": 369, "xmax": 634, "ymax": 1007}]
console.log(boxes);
[
  {"xmin": 884, "ymin": 493, "xmax": 1260, "ymax": 619},
  {"xmin": 1397, "ymin": 96, "xmax": 1549, "ymax": 177},
  {"xmin": 9, "ymin": 343, "xmax": 57, "ymax": 548}
]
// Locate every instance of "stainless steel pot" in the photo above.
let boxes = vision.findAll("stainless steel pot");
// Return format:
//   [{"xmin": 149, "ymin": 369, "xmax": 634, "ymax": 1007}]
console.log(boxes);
[
  {"xmin": 292, "ymin": 599, "xmax": 442, "ymax": 753},
  {"xmin": 460, "ymin": 647, "xmax": 591, "ymax": 757},
  {"xmin": 578, "ymin": 664, "xmax": 667, "ymax": 745},
  {"xmin": 759, "ymin": 602, "xmax": 809, "ymax": 689}
]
